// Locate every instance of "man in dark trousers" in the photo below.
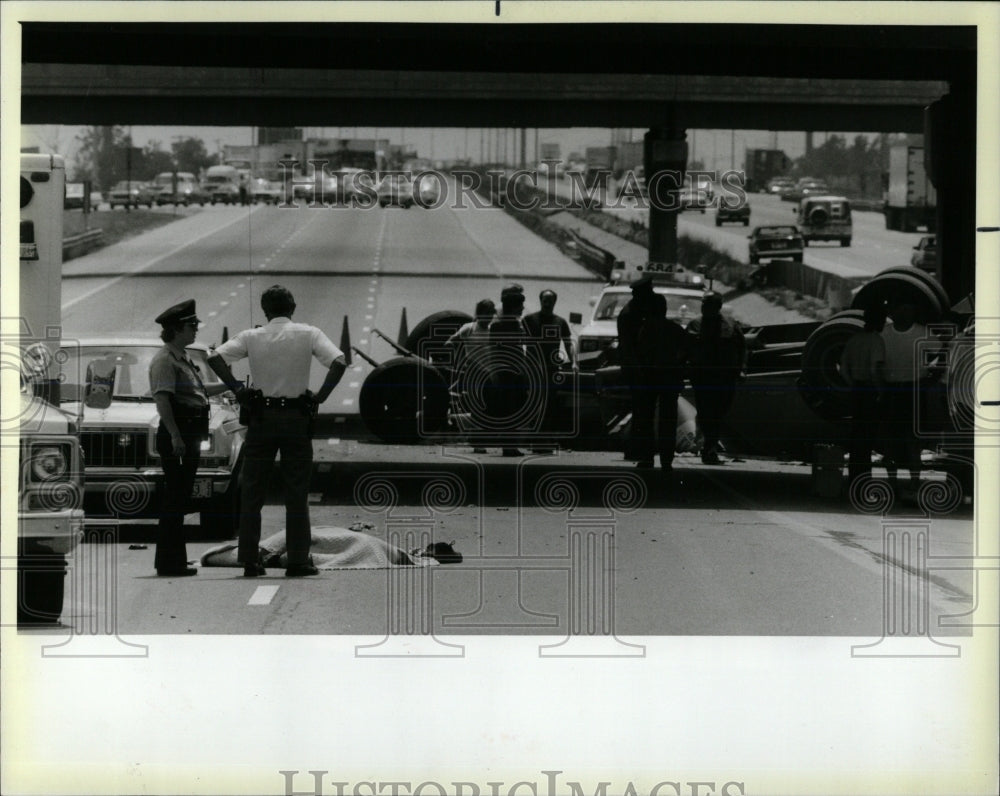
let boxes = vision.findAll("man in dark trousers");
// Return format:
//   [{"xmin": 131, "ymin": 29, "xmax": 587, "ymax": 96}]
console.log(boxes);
[
  {"xmin": 521, "ymin": 289, "xmax": 576, "ymax": 451},
  {"xmin": 686, "ymin": 292, "xmax": 745, "ymax": 465},
  {"xmin": 840, "ymin": 304, "xmax": 888, "ymax": 485},
  {"xmin": 149, "ymin": 299, "xmax": 229, "ymax": 576},
  {"xmin": 488, "ymin": 284, "xmax": 530, "ymax": 457},
  {"xmin": 617, "ymin": 274, "xmax": 656, "ymax": 466},
  {"xmin": 636, "ymin": 292, "xmax": 690, "ymax": 473},
  {"xmin": 209, "ymin": 285, "xmax": 346, "ymax": 577}
]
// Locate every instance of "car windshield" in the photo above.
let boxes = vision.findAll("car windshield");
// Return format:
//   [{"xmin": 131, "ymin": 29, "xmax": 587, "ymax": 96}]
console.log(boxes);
[
  {"xmin": 759, "ymin": 226, "xmax": 798, "ymax": 236},
  {"xmin": 58, "ymin": 345, "xmax": 223, "ymax": 403},
  {"xmin": 594, "ymin": 292, "xmax": 702, "ymax": 321},
  {"xmin": 204, "ymin": 175, "xmax": 230, "ymax": 184}
]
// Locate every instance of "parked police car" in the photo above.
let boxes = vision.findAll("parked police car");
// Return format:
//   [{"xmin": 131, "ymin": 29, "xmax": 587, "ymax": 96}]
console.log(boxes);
[{"xmin": 576, "ymin": 263, "xmax": 707, "ymax": 372}]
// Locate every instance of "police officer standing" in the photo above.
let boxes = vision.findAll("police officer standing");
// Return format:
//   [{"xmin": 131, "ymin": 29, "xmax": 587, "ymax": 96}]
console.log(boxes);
[
  {"xmin": 150, "ymin": 300, "xmax": 229, "ymax": 576},
  {"xmin": 209, "ymin": 286, "xmax": 346, "ymax": 577},
  {"xmin": 686, "ymin": 292, "xmax": 745, "ymax": 465},
  {"xmin": 617, "ymin": 275, "xmax": 656, "ymax": 465}
]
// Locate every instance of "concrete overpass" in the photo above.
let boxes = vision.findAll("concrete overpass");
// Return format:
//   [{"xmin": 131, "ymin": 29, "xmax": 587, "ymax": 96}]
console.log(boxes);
[{"xmin": 17, "ymin": 22, "xmax": 978, "ymax": 301}]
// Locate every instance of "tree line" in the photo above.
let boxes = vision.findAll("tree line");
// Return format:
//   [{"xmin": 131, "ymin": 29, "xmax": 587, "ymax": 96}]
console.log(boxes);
[{"xmin": 72, "ymin": 126, "xmax": 219, "ymax": 189}]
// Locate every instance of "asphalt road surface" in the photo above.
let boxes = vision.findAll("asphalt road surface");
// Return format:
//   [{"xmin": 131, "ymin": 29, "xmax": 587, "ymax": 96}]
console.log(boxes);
[{"xmin": 48, "ymin": 191, "xmax": 977, "ymax": 641}]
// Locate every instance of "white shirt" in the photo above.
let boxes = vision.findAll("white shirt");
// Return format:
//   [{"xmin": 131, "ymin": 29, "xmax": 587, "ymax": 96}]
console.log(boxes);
[
  {"xmin": 881, "ymin": 322, "xmax": 931, "ymax": 383},
  {"xmin": 215, "ymin": 317, "xmax": 342, "ymax": 397}
]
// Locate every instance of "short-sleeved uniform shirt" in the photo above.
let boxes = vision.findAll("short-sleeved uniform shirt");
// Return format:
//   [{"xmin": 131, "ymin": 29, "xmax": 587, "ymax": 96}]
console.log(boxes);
[
  {"xmin": 214, "ymin": 316, "xmax": 342, "ymax": 397},
  {"xmin": 840, "ymin": 331, "xmax": 886, "ymax": 385},
  {"xmin": 148, "ymin": 345, "xmax": 209, "ymax": 411},
  {"xmin": 881, "ymin": 322, "xmax": 931, "ymax": 383},
  {"xmin": 522, "ymin": 311, "xmax": 571, "ymax": 371}
]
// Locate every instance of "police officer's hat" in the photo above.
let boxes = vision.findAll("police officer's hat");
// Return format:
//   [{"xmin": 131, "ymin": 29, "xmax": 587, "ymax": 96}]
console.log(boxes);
[
  {"xmin": 630, "ymin": 274, "xmax": 654, "ymax": 292},
  {"xmin": 155, "ymin": 299, "xmax": 200, "ymax": 326}
]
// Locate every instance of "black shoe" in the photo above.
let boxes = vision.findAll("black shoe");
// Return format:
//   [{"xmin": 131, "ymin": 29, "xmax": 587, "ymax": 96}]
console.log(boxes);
[
  {"xmin": 157, "ymin": 567, "xmax": 197, "ymax": 577},
  {"xmin": 701, "ymin": 452, "xmax": 723, "ymax": 465},
  {"xmin": 242, "ymin": 563, "xmax": 266, "ymax": 577},
  {"xmin": 286, "ymin": 563, "xmax": 319, "ymax": 577}
]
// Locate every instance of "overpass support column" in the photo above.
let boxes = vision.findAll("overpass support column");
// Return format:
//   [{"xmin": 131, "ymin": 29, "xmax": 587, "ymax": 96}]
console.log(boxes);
[
  {"xmin": 926, "ymin": 90, "xmax": 975, "ymax": 305},
  {"xmin": 644, "ymin": 125, "xmax": 688, "ymax": 264}
]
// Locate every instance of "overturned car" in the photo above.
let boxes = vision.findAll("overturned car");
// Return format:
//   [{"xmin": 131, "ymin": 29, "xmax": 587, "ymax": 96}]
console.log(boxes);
[{"xmin": 355, "ymin": 266, "xmax": 974, "ymax": 498}]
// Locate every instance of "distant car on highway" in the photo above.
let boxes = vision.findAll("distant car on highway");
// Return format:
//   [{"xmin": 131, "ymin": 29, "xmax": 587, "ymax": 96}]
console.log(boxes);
[
  {"xmin": 783, "ymin": 178, "xmax": 829, "ymax": 202},
  {"xmin": 251, "ymin": 177, "xmax": 283, "ymax": 204},
  {"xmin": 747, "ymin": 225, "xmax": 805, "ymax": 264},
  {"xmin": 911, "ymin": 234, "xmax": 937, "ymax": 275},
  {"xmin": 155, "ymin": 178, "xmax": 208, "ymax": 206},
  {"xmin": 203, "ymin": 164, "xmax": 241, "ymax": 204},
  {"xmin": 57, "ymin": 340, "xmax": 245, "ymax": 536},
  {"xmin": 377, "ymin": 173, "xmax": 415, "ymax": 208},
  {"xmin": 109, "ymin": 180, "xmax": 156, "ymax": 209},
  {"xmin": 765, "ymin": 177, "xmax": 795, "ymax": 196},
  {"xmin": 716, "ymin": 198, "xmax": 751, "ymax": 226},
  {"xmin": 797, "ymin": 195, "xmax": 852, "ymax": 247}
]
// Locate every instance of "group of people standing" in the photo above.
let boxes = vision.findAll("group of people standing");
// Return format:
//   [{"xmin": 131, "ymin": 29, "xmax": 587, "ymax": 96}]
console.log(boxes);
[
  {"xmin": 617, "ymin": 274, "xmax": 746, "ymax": 473},
  {"xmin": 446, "ymin": 284, "xmax": 577, "ymax": 457},
  {"xmin": 840, "ymin": 301, "xmax": 939, "ymax": 495}
]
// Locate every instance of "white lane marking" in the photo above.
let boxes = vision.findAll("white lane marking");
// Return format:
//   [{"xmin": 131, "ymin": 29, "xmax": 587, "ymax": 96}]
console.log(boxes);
[
  {"xmin": 327, "ymin": 438, "xmax": 340, "ymax": 445},
  {"xmin": 349, "ymin": 381, "xmax": 360, "ymax": 388},
  {"xmin": 248, "ymin": 585, "xmax": 279, "ymax": 606},
  {"xmin": 208, "ymin": 311, "xmax": 218, "ymax": 317},
  {"xmin": 63, "ymin": 207, "xmax": 263, "ymax": 310},
  {"xmin": 229, "ymin": 292, "xmax": 238, "ymax": 297},
  {"xmin": 362, "ymin": 326, "xmax": 370, "ymax": 332},
  {"xmin": 365, "ymin": 315, "xmax": 373, "ymax": 320},
  {"xmin": 342, "ymin": 398, "xmax": 354, "ymax": 405}
]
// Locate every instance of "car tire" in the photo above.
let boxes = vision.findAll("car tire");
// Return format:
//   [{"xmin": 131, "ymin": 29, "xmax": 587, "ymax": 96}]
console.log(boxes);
[
  {"xmin": 405, "ymin": 310, "xmax": 474, "ymax": 367},
  {"xmin": 853, "ymin": 268, "xmax": 947, "ymax": 324},
  {"xmin": 359, "ymin": 357, "xmax": 450, "ymax": 444},
  {"xmin": 798, "ymin": 309, "xmax": 866, "ymax": 422},
  {"xmin": 841, "ymin": 238, "xmax": 851, "ymax": 247},
  {"xmin": 17, "ymin": 541, "xmax": 68, "ymax": 627},
  {"xmin": 803, "ymin": 239, "xmax": 809, "ymax": 247},
  {"xmin": 715, "ymin": 218, "xmax": 722, "ymax": 227},
  {"xmin": 743, "ymin": 219, "xmax": 750, "ymax": 226},
  {"xmin": 749, "ymin": 255, "xmax": 759, "ymax": 265}
]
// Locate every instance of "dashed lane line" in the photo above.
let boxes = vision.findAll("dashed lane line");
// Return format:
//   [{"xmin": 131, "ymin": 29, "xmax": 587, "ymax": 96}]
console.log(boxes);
[{"xmin": 248, "ymin": 585, "xmax": 280, "ymax": 605}]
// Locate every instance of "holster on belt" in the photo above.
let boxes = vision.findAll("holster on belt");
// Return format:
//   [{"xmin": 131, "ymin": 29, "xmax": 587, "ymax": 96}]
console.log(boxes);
[{"xmin": 240, "ymin": 389, "xmax": 264, "ymax": 425}]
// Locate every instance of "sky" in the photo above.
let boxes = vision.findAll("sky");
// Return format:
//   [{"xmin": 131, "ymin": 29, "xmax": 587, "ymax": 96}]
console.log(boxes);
[{"xmin": 21, "ymin": 124, "xmax": 876, "ymax": 178}]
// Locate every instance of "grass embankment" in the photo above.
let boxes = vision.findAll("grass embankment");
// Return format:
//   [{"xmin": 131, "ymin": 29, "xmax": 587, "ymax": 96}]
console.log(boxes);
[{"xmin": 63, "ymin": 208, "xmax": 184, "ymax": 251}]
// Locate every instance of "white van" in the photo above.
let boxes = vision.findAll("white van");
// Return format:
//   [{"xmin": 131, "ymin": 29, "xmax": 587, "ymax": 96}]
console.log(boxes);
[{"xmin": 202, "ymin": 164, "xmax": 240, "ymax": 204}]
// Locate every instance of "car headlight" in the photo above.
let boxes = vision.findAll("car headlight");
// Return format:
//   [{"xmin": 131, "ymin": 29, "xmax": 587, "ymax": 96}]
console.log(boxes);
[{"xmin": 30, "ymin": 445, "xmax": 68, "ymax": 480}]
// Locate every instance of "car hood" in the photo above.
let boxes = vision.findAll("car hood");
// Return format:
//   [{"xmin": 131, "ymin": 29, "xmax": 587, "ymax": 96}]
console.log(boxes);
[
  {"xmin": 65, "ymin": 400, "xmax": 232, "ymax": 431},
  {"xmin": 20, "ymin": 394, "xmax": 76, "ymax": 434}
]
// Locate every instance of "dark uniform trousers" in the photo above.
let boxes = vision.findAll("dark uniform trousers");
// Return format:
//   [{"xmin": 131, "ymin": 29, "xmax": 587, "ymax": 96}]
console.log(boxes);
[
  {"xmin": 154, "ymin": 418, "xmax": 203, "ymax": 572},
  {"xmin": 634, "ymin": 368, "xmax": 681, "ymax": 466},
  {"xmin": 691, "ymin": 379, "xmax": 737, "ymax": 457},
  {"xmin": 847, "ymin": 383, "xmax": 880, "ymax": 482},
  {"xmin": 238, "ymin": 406, "xmax": 313, "ymax": 567}
]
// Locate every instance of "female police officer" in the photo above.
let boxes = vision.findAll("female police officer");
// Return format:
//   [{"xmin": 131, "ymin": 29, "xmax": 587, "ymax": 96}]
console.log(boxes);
[{"xmin": 149, "ymin": 299, "xmax": 228, "ymax": 576}]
